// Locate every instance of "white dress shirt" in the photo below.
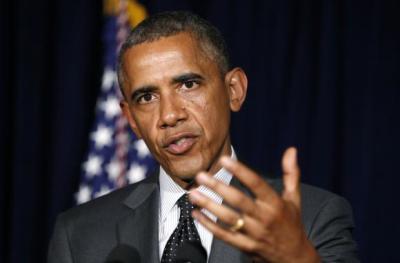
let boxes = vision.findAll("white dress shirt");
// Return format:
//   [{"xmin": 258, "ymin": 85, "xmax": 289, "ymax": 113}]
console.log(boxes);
[{"xmin": 158, "ymin": 149, "xmax": 236, "ymax": 260}]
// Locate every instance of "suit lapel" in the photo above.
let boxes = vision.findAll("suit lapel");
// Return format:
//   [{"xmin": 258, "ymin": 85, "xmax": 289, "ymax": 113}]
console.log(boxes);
[{"xmin": 116, "ymin": 174, "xmax": 160, "ymax": 263}]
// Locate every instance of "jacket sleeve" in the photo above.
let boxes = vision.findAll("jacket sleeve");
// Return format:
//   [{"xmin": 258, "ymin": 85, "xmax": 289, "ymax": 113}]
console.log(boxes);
[
  {"xmin": 308, "ymin": 196, "xmax": 359, "ymax": 262},
  {"xmin": 48, "ymin": 214, "xmax": 74, "ymax": 263}
]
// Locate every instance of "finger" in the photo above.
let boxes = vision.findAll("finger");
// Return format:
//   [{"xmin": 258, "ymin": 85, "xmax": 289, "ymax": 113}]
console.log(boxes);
[
  {"xmin": 192, "ymin": 209, "xmax": 262, "ymax": 254},
  {"xmin": 194, "ymin": 172, "xmax": 259, "ymax": 216},
  {"xmin": 189, "ymin": 190, "xmax": 242, "ymax": 227},
  {"xmin": 220, "ymin": 157, "xmax": 279, "ymax": 203},
  {"xmin": 189, "ymin": 190, "xmax": 269, "ymax": 240},
  {"xmin": 281, "ymin": 147, "xmax": 301, "ymax": 209}
]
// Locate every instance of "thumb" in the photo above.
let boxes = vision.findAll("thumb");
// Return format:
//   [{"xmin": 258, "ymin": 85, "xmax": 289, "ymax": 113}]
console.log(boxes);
[{"xmin": 282, "ymin": 147, "xmax": 301, "ymax": 209}]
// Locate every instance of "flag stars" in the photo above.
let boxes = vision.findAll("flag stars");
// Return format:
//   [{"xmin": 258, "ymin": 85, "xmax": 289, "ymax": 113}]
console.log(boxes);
[
  {"xmin": 106, "ymin": 159, "xmax": 122, "ymax": 181},
  {"xmin": 101, "ymin": 68, "xmax": 116, "ymax": 91},
  {"xmin": 91, "ymin": 125, "xmax": 113, "ymax": 149},
  {"xmin": 83, "ymin": 155, "xmax": 103, "ymax": 177},
  {"xmin": 100, "ymin": 96, "xmax": 121, "ymax": 119},
  {"xmin": 127, "ymin": 163, "xmax": 147, "ymax": 184},
  {"xmin": 76, "ymin": 185, "xmax": 92, "ymax": 204},
  {"xmin": 134, "ymin": 139, "xmax": 151, "ymax": 159}
]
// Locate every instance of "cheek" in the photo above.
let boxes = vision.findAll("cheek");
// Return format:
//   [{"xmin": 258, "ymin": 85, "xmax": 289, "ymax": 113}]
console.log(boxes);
[
  {"xmin": 186, "ymin": 89, "xmax": 230, "ymax": 138},
  {"xmin": 184, "ymin": 91, "xmax": 212, "ymax": 123},
  {"xmin": 134, "ymin": 115, "xmax": 159, "ymax": 146}
]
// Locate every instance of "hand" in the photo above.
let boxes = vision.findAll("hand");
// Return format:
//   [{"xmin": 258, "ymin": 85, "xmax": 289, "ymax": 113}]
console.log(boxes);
[{"xmin": 188, "ymin": 147, "xmax": 320, "ymax": 263}]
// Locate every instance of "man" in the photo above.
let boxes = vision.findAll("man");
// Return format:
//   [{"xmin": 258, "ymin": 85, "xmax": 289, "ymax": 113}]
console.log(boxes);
[{"xmin": 48, "ymin": 11, "xmax": 358, "ymax": 262}]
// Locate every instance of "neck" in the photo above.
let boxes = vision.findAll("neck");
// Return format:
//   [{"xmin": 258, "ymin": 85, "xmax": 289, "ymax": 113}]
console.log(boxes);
[{"xmin": 181, "ymin": 178, "xmax": 198, "ymax": 190}]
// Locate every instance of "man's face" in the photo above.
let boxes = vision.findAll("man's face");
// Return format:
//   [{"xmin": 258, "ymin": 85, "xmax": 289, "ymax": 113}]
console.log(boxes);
[{"xmin": 120, "ymin": 33, "xmax": 243, "ymax": 187}]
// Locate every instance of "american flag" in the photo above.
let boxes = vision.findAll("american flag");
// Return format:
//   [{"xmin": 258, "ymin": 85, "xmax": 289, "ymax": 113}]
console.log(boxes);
[{"xmin": 76, "ymin": 0, "xmax": 155, "ymax": 204}]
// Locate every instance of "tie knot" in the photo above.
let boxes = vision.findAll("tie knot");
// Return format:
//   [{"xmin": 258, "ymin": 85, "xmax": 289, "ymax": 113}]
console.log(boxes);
[{"xmin": 177, "ymin": 194, "xmax": 193, "ymax": 214}]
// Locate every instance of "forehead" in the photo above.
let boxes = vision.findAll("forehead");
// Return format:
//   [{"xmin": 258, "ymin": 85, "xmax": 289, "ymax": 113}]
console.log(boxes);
[{"xmin": 122, "ymin": 33, "xmax": 218, "ymax": 85}]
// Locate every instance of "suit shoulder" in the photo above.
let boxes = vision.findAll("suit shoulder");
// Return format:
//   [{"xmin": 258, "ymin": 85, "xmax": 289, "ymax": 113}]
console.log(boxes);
[
  {"xmin": 267, "ymin": 177, "xmax": 344, "ymax": 204},
  {"xmin": 300, "ymin": 183, "xmax": 345, "ymax": 207},
  {"xmin": 266, "ymin": 178, "xmax": 353, "ymax": 226},
  {"xmin": 58, "ymin": 178, "xmax": 150, "ymax": 225}
]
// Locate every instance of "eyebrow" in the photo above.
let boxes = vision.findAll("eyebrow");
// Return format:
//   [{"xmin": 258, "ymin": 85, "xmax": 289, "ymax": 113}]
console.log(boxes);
[
  {"xmin": 170, "ymin": 72, "xmax": 205, "ymax": 85},
  {"xmin": 130, "ymin": 73, "xmax": 205, "ymax": 102}
]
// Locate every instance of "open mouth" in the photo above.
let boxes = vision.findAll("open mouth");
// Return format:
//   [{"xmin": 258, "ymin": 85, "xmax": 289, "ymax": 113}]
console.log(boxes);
[{"xmin": 164, "ymin": 133, "xmax": 198, "ymax": 155}]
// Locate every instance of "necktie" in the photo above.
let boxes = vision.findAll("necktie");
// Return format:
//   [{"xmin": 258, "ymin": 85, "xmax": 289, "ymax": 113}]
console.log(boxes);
[{"xmin": 161, "ymin": 194, "xmax": 203, "ymax": 262}]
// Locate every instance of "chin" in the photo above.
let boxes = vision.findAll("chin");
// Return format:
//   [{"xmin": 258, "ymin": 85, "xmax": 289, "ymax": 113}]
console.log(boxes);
[
  {"xmin": 169, "ymin": 167, "xmax": 199, "ymax": 180},
  {"xmin": 164, "ymin": 167, "xmax": 197, "ymax": 188},
  {"xmin": 167, "ymin": 158, "xmax": 205, "ymax": 179},
  {"xmin": 161, "ymin": 155, "xmax": 215, "ymax": 188}
]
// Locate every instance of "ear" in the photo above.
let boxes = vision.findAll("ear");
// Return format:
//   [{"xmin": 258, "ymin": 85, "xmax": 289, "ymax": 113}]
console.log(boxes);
[
  {"xmin": 224, "ymin": 67, "xmax": 248, "ymax": 112},
  {"xmin": 120, "ymin": 100, "xmax": 143, "ymax": 139}
]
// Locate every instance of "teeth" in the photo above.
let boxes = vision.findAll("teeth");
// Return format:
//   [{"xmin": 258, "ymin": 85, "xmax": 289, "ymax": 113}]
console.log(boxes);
[{"xmin": 175, "ymin": 137, "xmax": 187, "ymax": 146}]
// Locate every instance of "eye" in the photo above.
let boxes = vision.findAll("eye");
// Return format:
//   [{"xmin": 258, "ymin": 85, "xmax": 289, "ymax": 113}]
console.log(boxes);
[
  {"xmin": 181, "ymin": 80, "xmax": 199, "ymax": 90},
  {"xmin": 136, "ymin": 92, "xmax": 156, "ymax": 104}
]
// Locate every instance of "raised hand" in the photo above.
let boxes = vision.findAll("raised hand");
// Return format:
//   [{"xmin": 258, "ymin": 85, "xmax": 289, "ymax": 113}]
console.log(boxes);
[{"xmin": 188, "ymin": 147, "xmax": 320, "ymax": 263}]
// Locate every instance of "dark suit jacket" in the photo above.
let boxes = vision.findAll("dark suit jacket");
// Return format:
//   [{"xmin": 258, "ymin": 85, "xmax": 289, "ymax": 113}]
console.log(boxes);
[{"xmin": 48, "ymin": 173, "xmax": 358, "ymax": 263}]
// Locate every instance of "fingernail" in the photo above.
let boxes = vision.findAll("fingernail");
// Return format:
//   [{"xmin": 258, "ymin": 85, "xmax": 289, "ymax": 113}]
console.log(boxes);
[
  {"xmin": 287, "ymin": 147, "xmax": 297, "ymax": 159},
  {"xmin": 220, "ymin": 156, "xmax": 233, "ymax": 166},
  {"xmin": 189, "ymin": 190, "xmax": 201, "ymax": 202},
  {"xmin": 191, "ymin": 209, "xmax": 200, "ymax": 219},
  {"xmin": 196, "ymin": 172, "xmax": 209, "ymax": 184}
]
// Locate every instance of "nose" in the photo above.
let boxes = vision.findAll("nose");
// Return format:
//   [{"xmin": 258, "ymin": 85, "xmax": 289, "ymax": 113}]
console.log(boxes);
[{"xmin": 157, "ymin": 93, "xmax": 188, "ymax": 129}]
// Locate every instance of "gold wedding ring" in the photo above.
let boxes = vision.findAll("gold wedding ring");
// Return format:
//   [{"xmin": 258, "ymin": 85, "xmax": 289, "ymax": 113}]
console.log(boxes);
[{"xmin": 230, "ymin": 217, "xmax": 245, "ymax": 232}]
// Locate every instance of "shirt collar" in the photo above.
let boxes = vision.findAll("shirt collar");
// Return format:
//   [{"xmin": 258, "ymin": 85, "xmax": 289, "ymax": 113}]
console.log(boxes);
[{"xmin": 159, "ymin": 147, "xmax": 237, "ymax": 222}]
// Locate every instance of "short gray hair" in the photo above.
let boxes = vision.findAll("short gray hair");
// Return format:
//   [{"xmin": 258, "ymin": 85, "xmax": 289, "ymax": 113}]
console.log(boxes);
[{"xmin": 117, "ymin": 11, "xmax": 230, "ymax": 96}]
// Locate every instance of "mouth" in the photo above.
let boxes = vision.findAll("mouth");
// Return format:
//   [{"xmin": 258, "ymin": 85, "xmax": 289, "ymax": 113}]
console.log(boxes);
[{"xmin": 163, "ymin": 132, "xmax": 198, "ymax": 155}]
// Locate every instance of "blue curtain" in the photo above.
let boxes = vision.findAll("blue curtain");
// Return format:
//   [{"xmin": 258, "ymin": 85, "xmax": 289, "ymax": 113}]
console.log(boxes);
[{"xmin": 1, "ymin": 0, "xmax": 399, "ymax": 262}]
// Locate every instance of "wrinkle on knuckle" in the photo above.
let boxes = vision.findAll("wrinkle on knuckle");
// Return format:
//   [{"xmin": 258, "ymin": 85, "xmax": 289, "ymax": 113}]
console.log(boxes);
[
  {"xmin": 227, "ymin": 214, "xmax": 240, "ymax": 225},
  {"xmin": 243, "ymin": 240, "xmax": 259, "ymax": 253},
  {"xmin": 252, "ymin": 230, "xmax": 268, "ymax": 243},
  {"xmin": 233, "ymin": 193, "xmax": 247, "ymax": 206},
  {"xmin": 247, "ymin": 176, "xmax": 264, "ymax": 190}
]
